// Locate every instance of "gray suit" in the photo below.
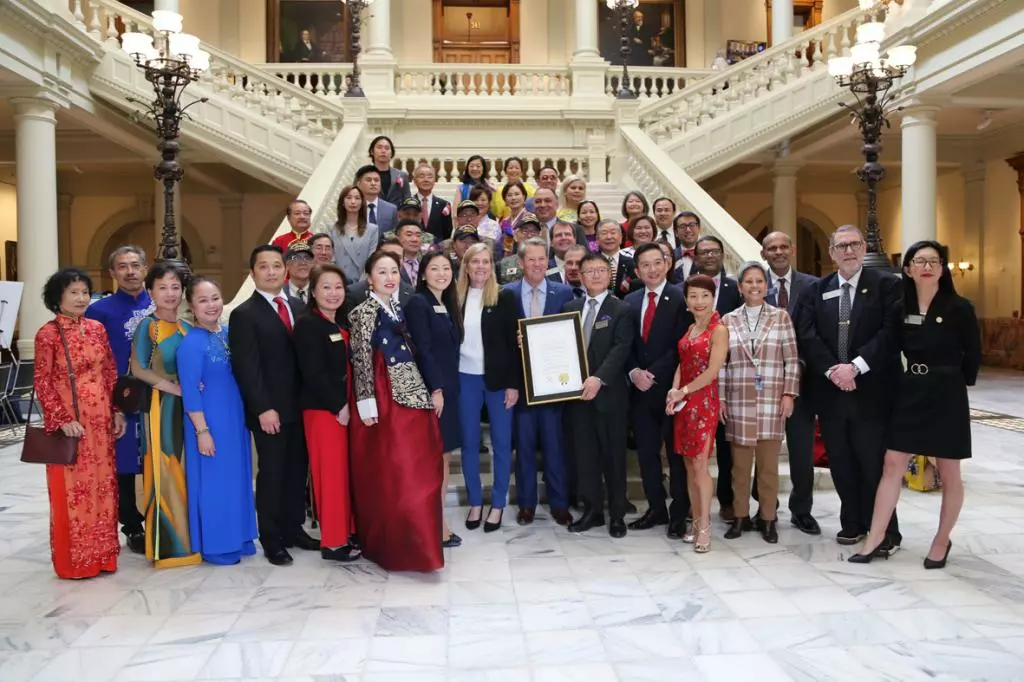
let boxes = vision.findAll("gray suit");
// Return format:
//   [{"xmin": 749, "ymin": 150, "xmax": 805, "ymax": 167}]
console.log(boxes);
[
  {"xmin": 380, "ymin": 167, "xmax": 412, "ymax": 206},
  {"xmin": 331, "ymin": 223, "xmax": 380, "ymax": 285},
  {"xmin": 368, "ymin": 199, "xmax": 398, "ymax": 238},
  {"xmin": 767, "ymin": 268, "xmax": 819, "ymax": 517}
]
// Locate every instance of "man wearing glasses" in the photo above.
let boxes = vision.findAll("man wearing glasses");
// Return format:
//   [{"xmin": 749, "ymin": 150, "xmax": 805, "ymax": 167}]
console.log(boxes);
[
  {"xmin": 673, "ymin": 211, "xmax": 702, "ymax": 279},
  {"xmin": 797, "ymin": 225, "xmax": 903, "ymax": 554},
  {"xmin": 563, "ymin": 252, "xmax": 635, "ymax": 538}
]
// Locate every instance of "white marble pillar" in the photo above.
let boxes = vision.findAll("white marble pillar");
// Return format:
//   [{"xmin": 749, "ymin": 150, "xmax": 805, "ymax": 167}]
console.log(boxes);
[
  {"xmin": 773, "ymin": 162, "xmax": 800, "ymax": 242},
  {"xmin": 365, "ymin": 0, "xmax": 392, "ymax": 57},
  {"xmin": 572, "ymin": 0, "xmax": 600, "ymax": 61},
  {"xmin": 12, "ymin": 97, "xmax": 60, "ymax": 359},
  {"xmin": 900, "ymin": 104, "xmax": 940, "ymax": 252},
  {"xmin": 771, "ymin": 0, "xmax": 794, "ymax": 45}
]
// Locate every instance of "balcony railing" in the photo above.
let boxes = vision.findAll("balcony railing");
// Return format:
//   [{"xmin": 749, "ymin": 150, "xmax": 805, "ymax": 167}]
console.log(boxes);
[
  {"xmin": 604, "ymin": 67, "xmax": 715, "ymax": 102},
  {"xmin": 395, "ymin": 64, "xmax": 571, "ymax": 98}
]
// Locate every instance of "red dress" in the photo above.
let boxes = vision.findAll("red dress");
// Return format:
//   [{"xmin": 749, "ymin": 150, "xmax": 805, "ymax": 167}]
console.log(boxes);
[
  {"xmin": 673, "ymin": 312, "xmax": 721, "ymax": 459},
  {"xmin": 34, "ymin": 316, "xmax": 120, "ymax": 579}
]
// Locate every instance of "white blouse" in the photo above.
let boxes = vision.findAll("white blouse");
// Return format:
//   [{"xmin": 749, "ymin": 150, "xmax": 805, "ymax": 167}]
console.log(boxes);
[{"xmin": 459, "ymin": 287, "xmax": 486, "ymax": 375}]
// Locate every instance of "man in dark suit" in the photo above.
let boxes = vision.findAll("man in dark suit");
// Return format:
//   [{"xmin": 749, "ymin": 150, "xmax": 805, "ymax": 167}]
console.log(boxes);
[
  {"xmin": 597, "ymin": 219, "xmax": 636, "ymax": 298},
  {"xmin": 290, "ymin": 29, "xmax": 321, "ymax": 62},
  {"xmin": 673, "ymin": 211, "xmax": 702, "ymax": 281},
  {"xmin": 507, "ymin": 237, "xmax": 576, "ymax": 527},
  {"xmin": 693, "ymin": 235, "xmax": 741, "ymax": 521},
  {"xmin": 341, "ymin": 239, "xmax": 414, "ymax": 322},
  {"xmin": 797, "ymin": 225, "xmax": 902, "ymax": 553},
  {"xmin": 762, "ymin": 231, "xmax": 822, "ymax": 535},
  {"xmin": 356, "ymin": 165, "xmax": 398, "ymax": 237},
  {"xmin": 412, "ymin": 163, "xmax": 453, "ymax": 243},
  {"xmin": 229, "ymin": 245, "xmax": 318, "ymax": 566},
  {"xmin": 626, "ymin": 243, "xmax": 693, "ymax": 537},
  {"xmin": 564, "ymin": 252, "xmax": 635, "ymax": 537},
  {"xmin": 368, "ymin": 135, "xmax": 411, "ymax": 207}
]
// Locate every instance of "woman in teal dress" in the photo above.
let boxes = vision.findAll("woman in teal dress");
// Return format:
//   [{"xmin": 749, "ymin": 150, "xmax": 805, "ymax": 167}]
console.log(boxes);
[
  {"xmin": 177, "ymin": 277, "xmax": 258, "ymax": 565},
  {"xmin": 131, "ymin": 262, "xmax": 199, "ymax": 568}
]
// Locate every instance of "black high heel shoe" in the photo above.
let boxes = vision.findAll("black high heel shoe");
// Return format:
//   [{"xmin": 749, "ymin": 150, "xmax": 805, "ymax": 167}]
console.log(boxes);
[
  {"xmin": 847, "ymin": 543, "xmax": 889, "ymax": 564},
  {"xmin": 924, "ymin": 541, "xmax": 952, "ymax": 570},
  {"xmin": 483, "ymin": 507, "xmax": 503, "ymax": 533},
  {"xmin": 465, "ymin": 508, "xmax": 482, "ymax": 531}
]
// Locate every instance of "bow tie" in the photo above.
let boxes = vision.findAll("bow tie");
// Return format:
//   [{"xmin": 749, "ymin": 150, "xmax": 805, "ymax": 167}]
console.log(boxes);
[{"xmin": 680, "ymin": 248, "xmax": 695, "ymax": 258}]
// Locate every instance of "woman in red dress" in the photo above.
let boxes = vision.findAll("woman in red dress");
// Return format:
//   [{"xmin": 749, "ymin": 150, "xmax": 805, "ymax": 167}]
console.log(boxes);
[
  {"xmin": 34, "ymin": 268, "xmax": 126, "ymax": 579},
  {"xmin": 348, "ymin": 251, "xmax": 444, "ymax": 572},
  {"xmin": 666, "ymin": 274, "xmax": 729, "ymax": 553}
]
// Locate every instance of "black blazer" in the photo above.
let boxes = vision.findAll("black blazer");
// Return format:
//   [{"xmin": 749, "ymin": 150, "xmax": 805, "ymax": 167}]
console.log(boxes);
[
  {"xmin": 797, "ymin": 267, "xmax": 903, "ymax": 414},
  {"xmin": 293, "ymin": 312, "xmax": 348, "ymax": 414},
  {"xmin": 625, "ymin": 282, "xmax": 692, "ymax": 404},
  {"xmin": 563, "ymin": 294, "xmax": 634, "ymax": 413},
  {"xmin": 228, "ymin": 291, "xmax": 304, "ymax": 428},
  {"xmin": 405, "ymin": 292, "xmax": 461, "ymax": 394},
  {"xmin": 466, "ymin": 287, "xmax": 522, "ymax": 392},
  {"xmin": 422, "ymin": 196, "xmax": 454, "ymax": 244},
  {"xmin": 716, "ymin": 275, "xmax": 742, "ymax": 316},
  {"xmin": 610, "ymin": 253, "xmax": 637, "ymax": 299}
]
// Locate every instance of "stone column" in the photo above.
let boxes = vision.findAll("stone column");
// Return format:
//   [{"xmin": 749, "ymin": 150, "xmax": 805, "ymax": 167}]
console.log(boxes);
[
  {"xmin": 12, "ymin": 97, "xmax": 61, "ymax": 359},
  {"xmin": 360, "ymin": 0, "xmax": 396, "ymax": 98},
  {"xmin": 365, "ymin": 0, "xmax": 392, "ymax": 56},
  {"xmin": 771, "ymin": 0, "xmax": 794, "ymax": 46},
  {"xmin": 57, "ymin": 194, "xmax": 73, "ymax": 268},
  {"xmin": 219, "ymin": 195, "xmax": 245, "ymax": 296},
  {"xmin": 1007, "ymin": 153, "xmax": 1024, "ymax": 315},
  {"xmin": 568, "ymin": 0, "xmax": 609, "ymax": 104},
  {"xmin": 900, "ymin": 105, "xmax": 940, "ymax": 252},
  {"xmin": 961, "ymin": 162, "xmax": 986, "ymax": 314},
  {"xmin": 572, "ymin": 0, "xmax": 600, "ymax": 60},
  {"xmin": 772, "ymin": 162, "xmax": 800, "ymax": 242}
]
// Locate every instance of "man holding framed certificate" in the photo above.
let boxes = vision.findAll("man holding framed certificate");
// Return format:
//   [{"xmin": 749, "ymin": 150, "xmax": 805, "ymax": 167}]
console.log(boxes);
[{"xmin": 508, "ymin": 234, "xmax": 576, "ymax": 526}]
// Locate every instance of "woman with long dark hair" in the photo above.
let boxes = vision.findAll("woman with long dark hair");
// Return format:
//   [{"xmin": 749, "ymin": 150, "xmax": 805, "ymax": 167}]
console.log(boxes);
[
  {"xmin": 576, "ymin": 200, "xmax": 601, "ymax": 253},
  {"xmin": 849, "ymin": 241, "xmax": 981, "ymax": 567},
  {"xmin": 331, "ymin": 184, "xmax": 378, "ymax": 284},
  {"xmin": 406, "ymin": 251, "xmax": 464, "ymax": 548},
  {"xmin": 455, "ymin": 154, "xmax": 490, "ymax": 205}
]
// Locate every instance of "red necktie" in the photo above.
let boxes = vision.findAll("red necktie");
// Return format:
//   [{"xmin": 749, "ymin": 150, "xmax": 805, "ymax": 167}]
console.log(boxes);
[
  {"xmin": 681, "ymin": 248, "xmax": 695, "ymax": 258},
  {"xmin": 642, "ymin": 291, "xmax": 657, "ymax": 342},
  {"xmin": 778, "ymin": 278, "xmax": 789, "ymax": 310},
  {"xmin": 274, "ymin": 296, "xmax": 293, "ymax": 333}
]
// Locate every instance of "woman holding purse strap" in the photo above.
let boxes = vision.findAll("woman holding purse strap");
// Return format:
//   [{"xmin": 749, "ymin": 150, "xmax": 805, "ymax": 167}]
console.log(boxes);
[{"xmin": 33, "ymin": 268, "xmax": 126, "ymax": 579}]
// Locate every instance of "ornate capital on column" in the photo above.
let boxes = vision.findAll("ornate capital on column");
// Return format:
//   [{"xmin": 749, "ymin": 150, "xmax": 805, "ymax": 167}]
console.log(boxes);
[
  {"xmin": 9, "ymin": 97, "xmax": 60, "ymax": 124},
  {"xmin": 899, "ymin": 103, "xmax": 941, "ymax": 131},
  {"xmin": 772, "ymin": 161, "xmax": 801, "ymax": 179}
]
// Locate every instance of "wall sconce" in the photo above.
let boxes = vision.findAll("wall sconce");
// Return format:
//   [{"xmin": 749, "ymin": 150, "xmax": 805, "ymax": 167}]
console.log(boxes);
[{"xmin": 955, "ymin": 260, "xmax": 974, "ymax": 276}]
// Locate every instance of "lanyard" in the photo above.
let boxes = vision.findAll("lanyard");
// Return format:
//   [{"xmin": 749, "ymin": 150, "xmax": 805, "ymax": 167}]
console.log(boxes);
[{"xmin": 742, "ymin": 305, "xmax": 764, "ymax": 359}]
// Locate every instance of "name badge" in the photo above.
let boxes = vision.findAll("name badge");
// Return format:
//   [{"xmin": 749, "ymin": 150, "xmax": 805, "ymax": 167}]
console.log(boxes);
[
  {"xmin": 329, "ymin": 333, "xmax": 343, "ymax": 342},
  {"xmin": 433, "ymin": 305, "xmax": 448, "ymax": 314},
  {"xmin": 822, "ymin": 289, "xmax": 841, "ymax": 301},
  {"xmin": 905, "ymin": 314, "xmax": 925, "ymax": 326},
  {"xmin": 594, "ymin": 320, "xmax": 609, "ymax": 330}
]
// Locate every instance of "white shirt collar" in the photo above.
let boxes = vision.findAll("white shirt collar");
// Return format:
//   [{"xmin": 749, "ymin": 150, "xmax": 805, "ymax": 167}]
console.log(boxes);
[
  {"xmin": 645, "ymin": 280, "xmax": 668, "ymax": 299},
  {"xmin": 585, "ymin": 290, "xmax": 610, "ymax": 309},
  {"xmin": 838, "ymin": 268, "xmax": 862, "ymax": 289},
  {"xmin": 773, "ymin": 267, "xmax": 792, "ymax": 285},
  {"xmin": 369, "ymin": 291, "xmax": 400, "ymax": 319},
  {"xmin": 256, "ymin": 288, "xmax": 285, "ymax": 305}
]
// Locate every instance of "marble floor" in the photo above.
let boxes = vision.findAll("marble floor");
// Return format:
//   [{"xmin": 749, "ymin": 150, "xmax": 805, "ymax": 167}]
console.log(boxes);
[{"xmin": 3, "ymin": 371, "xmax": 1024, "ymax": 682}]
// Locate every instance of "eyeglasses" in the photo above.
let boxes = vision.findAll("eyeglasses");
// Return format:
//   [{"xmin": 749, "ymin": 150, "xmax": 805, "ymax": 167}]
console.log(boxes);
[
  {"xmin": 831, "ymin": 241, "xmax": 865, "ymax": 252},
  {"xmin": 695, "ymin": 248, "xmax": 721, "ymax": 257},
  {"xmin": 581, "ymin": 268, "xmax": 610, "ymax": 277},
  {"xmin": 677, "ymin": 222, "xmax": 699, "ymax": 230},
  {"xmin": 911, "ymin": 258, "xmax": 942, "ymax": 268}
]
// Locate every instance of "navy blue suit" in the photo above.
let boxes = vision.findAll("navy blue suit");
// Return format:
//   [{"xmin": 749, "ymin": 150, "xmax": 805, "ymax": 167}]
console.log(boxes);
[
  {"xmin": 405, "ymin": 292, "xmax": 462, "ymax": 452},
  {"xmin": 506, "ymin": 278, "xmax": 575, "ymax": 511}
]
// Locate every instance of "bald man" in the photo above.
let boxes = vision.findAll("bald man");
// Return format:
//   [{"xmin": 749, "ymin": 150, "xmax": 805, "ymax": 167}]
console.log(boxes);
[{"xmin": 761, "ymin": 231, "xmax": 822, "ymax": 535}]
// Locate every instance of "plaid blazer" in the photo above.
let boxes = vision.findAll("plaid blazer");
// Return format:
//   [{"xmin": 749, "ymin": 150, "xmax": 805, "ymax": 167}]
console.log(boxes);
[{"xmin": 719, "ymin": 304, "xmax": 801, "ymax": 446}]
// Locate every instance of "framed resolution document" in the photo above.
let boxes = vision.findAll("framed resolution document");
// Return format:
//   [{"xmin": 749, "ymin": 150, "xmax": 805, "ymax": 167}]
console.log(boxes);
[{"xmin": 519, "ymin": 312, "xmax": 589, "ymax": 406}]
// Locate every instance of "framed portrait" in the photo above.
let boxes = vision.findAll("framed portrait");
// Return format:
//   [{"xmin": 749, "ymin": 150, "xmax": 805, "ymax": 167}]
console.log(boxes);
[
  {"xmin": 598, "ymin": 0, "xmax": 685, "ymax": 68},
  {"xmin": 266, "ymin": 0, "xmax": 351, "ymax": 63}
]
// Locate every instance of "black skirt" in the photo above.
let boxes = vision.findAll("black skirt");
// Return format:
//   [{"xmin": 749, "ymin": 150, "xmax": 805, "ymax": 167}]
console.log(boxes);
[{"xmin": 887, "ymin": 366, "xmax": 971, "ymax": 460}]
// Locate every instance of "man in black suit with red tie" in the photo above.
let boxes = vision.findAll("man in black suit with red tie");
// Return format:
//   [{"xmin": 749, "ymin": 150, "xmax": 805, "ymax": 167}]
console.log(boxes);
[
  {"xmin": 413, "ymin": 163, "xmax": 453, "ymax": 243},
  {"xmin": 229, "ymin": 245, "xmax": 318, "ymax": 566},
  {"xmin": 626, "ymin": 243, "xmax": 693, "ymax": 537}
]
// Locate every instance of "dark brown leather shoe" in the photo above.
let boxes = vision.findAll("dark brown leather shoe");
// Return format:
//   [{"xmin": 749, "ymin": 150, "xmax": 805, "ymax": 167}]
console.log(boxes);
[
  {"xmin": 551, "ymin": 508, "xmax": 573, "ymax": 526},
  {"xmin": 516, "ymin": 507, "xmax": 535, "ymax": 525}
]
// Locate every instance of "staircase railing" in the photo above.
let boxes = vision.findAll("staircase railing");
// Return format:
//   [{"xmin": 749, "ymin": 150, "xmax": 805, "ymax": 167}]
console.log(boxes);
[{"xmin": 605, "ymin": 66, "xmax": 715, "ymax": 103}]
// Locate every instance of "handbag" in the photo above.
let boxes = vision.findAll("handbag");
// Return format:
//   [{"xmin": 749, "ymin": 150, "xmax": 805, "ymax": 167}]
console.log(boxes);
[
  {"xmin": 113, "ymin": 374, "xmax": 151, "ymax": 414},
  {"xmin": 20, "ymin": 322, "xmax": 81, "ymax": 465}
]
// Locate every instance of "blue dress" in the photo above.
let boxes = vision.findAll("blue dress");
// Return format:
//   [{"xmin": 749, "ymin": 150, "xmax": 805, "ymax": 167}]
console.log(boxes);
[{"xmin": 176, "ymin": 326, "xmax": 258, "ymax": 565}]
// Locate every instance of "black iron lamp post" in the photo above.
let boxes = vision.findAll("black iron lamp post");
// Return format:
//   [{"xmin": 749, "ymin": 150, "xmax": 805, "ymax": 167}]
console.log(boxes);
[
  {"xmin": 122, "ymin": 10, "xmax": 208, "ymax": 270},
  {"xmin": 828, "ymin": 2, "xmax": 916, "ymax": 269},
  {"xmin": 340, "ymin": 0, "xmax": 374, "ymax": 98},
  {"xmin": 606, "ymin": 0, "xmax": 639, "ymax": 100}
]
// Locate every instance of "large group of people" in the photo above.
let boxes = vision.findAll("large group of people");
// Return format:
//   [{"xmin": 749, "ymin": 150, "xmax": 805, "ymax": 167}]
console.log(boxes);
[{"xmin": 31, "ymin": 146, "xmax": 982, "ymax": 579}]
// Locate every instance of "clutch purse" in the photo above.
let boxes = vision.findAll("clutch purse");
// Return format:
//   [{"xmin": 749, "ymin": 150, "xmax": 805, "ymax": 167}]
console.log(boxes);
[
  {"xmin": 113, "ymin": 375, "xmax": 151, "ymax": 414},
  {"xmin": 20, "ymin": 322, "xmax": 81, "ymax": 466}
]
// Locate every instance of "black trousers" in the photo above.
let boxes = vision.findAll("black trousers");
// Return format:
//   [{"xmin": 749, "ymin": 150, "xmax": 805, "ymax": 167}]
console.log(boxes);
[
  {"xmin": 819, "ymin": 395, "xmax": 900, "ymax": 543},
  {"xmin": 715, "ymin": 423, "xmax": 733, "ymax": 507},
  {"xmin": 632, "ymin": 399, "xmax": 689, "ymax": 522},
  {"xmin": 570, "ymin": 403, "xmax": 628, "ymax": 520},
  {"xmin": 117, "ymin": 473, "xmax": 144, "ymax": 534},
  {"xmin": 252, "ymin": 421, "xmax": 309, "ymax": 552},
  {"xmin": 786, "ymin": 395, "xmax": 816, "ymax": 516}
]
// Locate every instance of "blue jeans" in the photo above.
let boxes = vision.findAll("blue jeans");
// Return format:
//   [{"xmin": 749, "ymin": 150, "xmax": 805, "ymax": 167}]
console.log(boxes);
[{"xmin": 459, "ymin": 373, "xmax": 514, "ymax": 509}]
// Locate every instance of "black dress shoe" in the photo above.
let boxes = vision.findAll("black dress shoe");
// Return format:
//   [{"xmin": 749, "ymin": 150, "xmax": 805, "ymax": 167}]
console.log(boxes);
[
  {"xmin": 836, "ymin": 529, "xmax": 865, "ymax": 545},
  {"xmin": 265, "ymin": 548, "xmax": 294, "ymax": 566},
  {"xmin": 724, "ymin": 517, "xmax": 753, "ymax": 539},
  {"xmin": 125, "ymin": 531, "xmax": 146, "ymax": 555},
  {"xmin": 791, "ymin": 513, "xmax": 821, "ymax": 536},
  {"xmin": 442, "ymin": 533, "xmax": 463, "ymax": 548},
  {"xmin": 568, "ymin": 511, "xmax": 605, "ymax": 534},
  {"xmin": 625, "ymin": 501, "xmax": 638, "ymax": 515},
  {"xmin": 847, "ymin": 544, "xmax": 888, "ymax": 564},
  {"xmin": 666, "ymin": 519, "xmax": 686, "ymax": 539},
  {"xmin": 516, "ymin": 507, "xmax": 535, "ymax": 526},
  {"xmin": 465, "ymin": 509, "xmax": 482, "ymax": 531},
  {"xmin": 285, "ymin": 529, "xmax": 321, "ymax": 551},
  {"xmin": 924, "ymin": 541, "xmax": 952, "ymax": 570},
  {"xmin": 609, "ymin": 519, "xmax": 627, "ymax": 538},
  {"xmin": 484, "ymin": 508, "xmax": 503, "ymax": 533},
  {"xmin": 628, "ymin": 507, "xmax": 669, "ymax": 530},
  {"xmin": 321, "ymin": 545, "xmax": 360, "ymax": 562},
  {"xmin": 761, "ymin": 519, "xmax": 778, "ymax": 544}
]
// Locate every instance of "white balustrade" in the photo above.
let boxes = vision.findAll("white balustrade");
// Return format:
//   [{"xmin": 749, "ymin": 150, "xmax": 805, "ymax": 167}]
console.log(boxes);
[
  {"xmin": 393, "ymin": 154, "xmax": 590, "ymax": 184},
  {"xmin": 395, "ymin": 65, "xmax": 571, "ymax": 98},
  {"xmin": 604, "ymin": 67, "xmax": 715, "ymax": 102},
  {"xmin": 255, "ymin": 63, "xmax": 355, "ymax": 98}
]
